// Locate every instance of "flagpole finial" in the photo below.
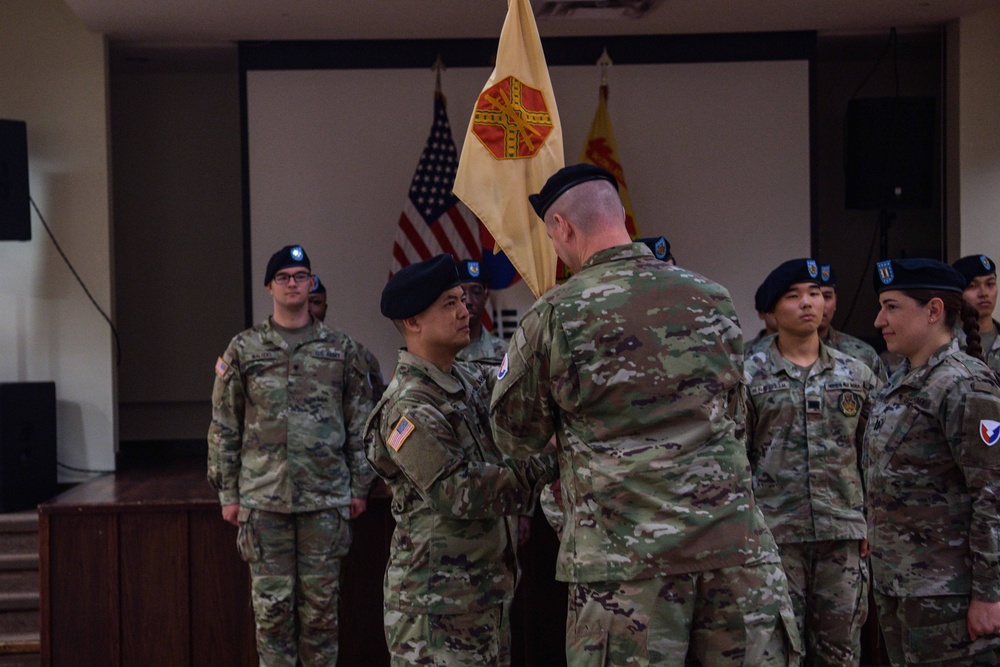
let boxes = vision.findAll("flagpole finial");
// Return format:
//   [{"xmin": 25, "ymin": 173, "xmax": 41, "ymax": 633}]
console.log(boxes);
[
  {"xmin": 597, "ymin": 47, "xmax": 612, "ymax": 86},
  {"xmin": 432, "ymin": 54, "xmax": 446, "ymax": 93}
]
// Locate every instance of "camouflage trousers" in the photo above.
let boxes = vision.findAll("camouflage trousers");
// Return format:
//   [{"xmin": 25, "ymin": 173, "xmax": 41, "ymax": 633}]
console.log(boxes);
[
  {"xmin": 237, "ymin": 507, "xmax": 351, "ymax": 667},
  {"xmin": 383, "ymin": 604, "xmax": 510, "ymax": 666},
  {"xmin": 565, "ymin": 561, "xmax": 802, "ymax": 667},
  {"xmin": 777, "ymin": 540, "xmax": 868, "ymax": 667},
  {"xmin": 874, "ymin": 592, "xmax": 1000, "ymax": 666}
]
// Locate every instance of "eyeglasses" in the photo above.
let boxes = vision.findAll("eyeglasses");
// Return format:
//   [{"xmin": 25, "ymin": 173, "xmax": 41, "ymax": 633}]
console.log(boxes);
[{"xmin": 273, "ymin": 271, "xmax": 312, "ymax": 285}]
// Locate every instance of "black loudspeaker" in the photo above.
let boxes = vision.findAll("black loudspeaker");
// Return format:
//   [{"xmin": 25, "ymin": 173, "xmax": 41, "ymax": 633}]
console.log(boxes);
[
  {"xmin": 0, "ymin": 382, "xmax": 57, "ymax": 512},
  {"xmin": 0, "ymin": 119, "xmax": 31, "ymax": 241},
  {"xmin": 845, "ymin": 96, "xmax": 936, "ymax": 210}
]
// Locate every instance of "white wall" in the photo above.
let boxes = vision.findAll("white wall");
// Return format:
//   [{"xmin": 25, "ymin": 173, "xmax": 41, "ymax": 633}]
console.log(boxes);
[
  {"xmin": 247, "ymin": 61, "xmax": 811, "ymax": 371},
  {"xmin": 957, "ymin": 3, "xmax": 1000, "ymax": 294},
  {"xmin": 0, "ymin": 0, "xmax": 115, "ymax": 481}
]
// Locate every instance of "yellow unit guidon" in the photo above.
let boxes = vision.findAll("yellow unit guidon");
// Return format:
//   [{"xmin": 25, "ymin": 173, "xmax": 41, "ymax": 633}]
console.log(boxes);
[
  {"xmin": 215, "ymin": 357, "xmax": 230, "ymax": 378},
  {"xmin": 387, "ymin": 416, "xmax": 416, "ymax": 452}
]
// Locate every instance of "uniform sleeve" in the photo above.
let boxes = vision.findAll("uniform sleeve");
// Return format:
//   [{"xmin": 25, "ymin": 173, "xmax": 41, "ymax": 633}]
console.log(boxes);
[
  {"xmin": 381, "ymin": 398, "xmax": 532, "ymax": 519},
  {"xmin": 741, "ymin": 378, "xmax": 760, "ymax": 471},
  {"xmin": 343, "ymin": 338, "xmax": 378, "ymax": 499},
  {"xmin": 490, "ymin": 303, "xmax": 560, "ymax": 458},
  {"xmin": 208, "ymin": 341, "xmax": 244, "ymax": 506},
  {"xmin": 856, "ymin": 367, "xmax": 881, "ymax": 481},
  {"xmin": 945, "ymin": 378, "xmax": 1000, "ymax": 602}
]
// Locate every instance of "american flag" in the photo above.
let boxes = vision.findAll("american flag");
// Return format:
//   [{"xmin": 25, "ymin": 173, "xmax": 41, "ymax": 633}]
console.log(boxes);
[{"xmin": 390, "ymin": 92, "xmax": 482, "ymax": 275}]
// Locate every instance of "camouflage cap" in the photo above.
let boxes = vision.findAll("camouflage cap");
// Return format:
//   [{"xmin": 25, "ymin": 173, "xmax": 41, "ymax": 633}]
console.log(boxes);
[
  {"xmin": 758, "ymin": 258, "xmax": 821, "ymax": 312},
  {"xmin": 381, "ymin": 254, "xmax": 460, "ymax": 319},
  {"xmin": 457, "ymin": 259, "xmax": 489, "ymax": 285},
  {"xmin": 873, "ymin": 258, "xmax": 966, "ymax": 294},
  {"xmin": 528, "ymin": 163, "xmax": 619, "ymax": 219},
  {"xmin": 952, "ymin": 254, "xmax": 997, "ymax": 285},
  {"xmin": 264, "ymin": 245, "xmax": 310, "ymax": 285}
]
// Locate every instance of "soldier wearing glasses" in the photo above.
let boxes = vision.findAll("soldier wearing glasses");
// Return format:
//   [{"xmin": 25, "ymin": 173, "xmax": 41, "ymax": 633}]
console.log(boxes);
[{"xmin": 208, "ymin": 245, "xmax": 377, "ymax": 666}]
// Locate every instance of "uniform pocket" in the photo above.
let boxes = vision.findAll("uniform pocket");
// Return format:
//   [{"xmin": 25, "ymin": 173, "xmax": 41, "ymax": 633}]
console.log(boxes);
[
  {"xmin": 236, "ymin": 507, "xmax": 261, "ymax": 563},
  {"xmin": 904, "ymin": 617, "xmax": 973, "ymax": 663}
]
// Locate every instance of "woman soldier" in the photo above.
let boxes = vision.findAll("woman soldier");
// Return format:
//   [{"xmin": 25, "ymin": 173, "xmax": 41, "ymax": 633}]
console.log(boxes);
[{"xmin": 864, "ymin": 258, "xmax": 1000, "ymax": 665}]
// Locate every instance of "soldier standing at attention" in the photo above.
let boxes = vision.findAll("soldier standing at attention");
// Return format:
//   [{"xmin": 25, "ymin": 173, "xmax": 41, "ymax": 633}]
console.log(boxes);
[
  {"xmin": 364, "ymin": 254, "xmax": 554, "ymax": 667},
  {"xmin": 455, "ymin": 259, "xmax": 508, "ymax": 363},
  {"xmin": 491, "ymin": 164, "xmax": 800, "ymax": 667},
  {"xmin": 953, "ymin": 254, "xmax": 1000, "ymax": 373},
  {"xmin": 744, "ymin": 258, "xmax": 879, "ymax": 667},
  {"xmin": 208, "ymin": 245, "xmax": 376, "ymax": 667},
  {"xmin": 816, "ymin": 264, "xmax": 888, "ymax": 380},
  {"xmin": 864, "ymin": 258, "xmax": 1000, "ymax": 665}
]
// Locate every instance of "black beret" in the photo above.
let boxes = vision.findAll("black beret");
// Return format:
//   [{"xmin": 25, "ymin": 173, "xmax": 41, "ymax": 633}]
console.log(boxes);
[
  {"xmin": 758, "ymin": 258, "xmax": 821, "ymax": 313},
  {"xmin": 754, "ymin": 281, "xmax": 768, "ymax": 313},
  {"xmin": 528, "ymin": 163, "xmax": 619, "ymax": 219},
  {"xmin": 381, "ymin": 254, "xmax": 461, "ymax": 319},
  {"xmin": 311, "ymin": 274, "xmax": 326, "ymax": 294},
  {"xmin": 457, "ymin": 259, "xmax": 489, "ymax": 284},
  {"xmin": 264, "ymin": 245, "xmax": 310, "ymax": 286},
  {"xmin": 638, "ymin": 236, "xmax": 672, "ymax": 262},
  {"xmin": 873, "ymin": 258, "xmax": 966, "ymax": 294},
  {"xmin": 952, "ymin": 254, "xmax": 996, "ymax": 285},
  {"xmin": 819, "ymin": 264, "xmax": 837, "ymax": 287}
]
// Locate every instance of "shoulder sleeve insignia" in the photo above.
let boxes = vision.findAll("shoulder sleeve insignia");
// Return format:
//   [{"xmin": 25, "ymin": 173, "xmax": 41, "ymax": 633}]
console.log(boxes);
[
  {"xmin": 387, "ymin": 416, "xmax": 416, "ymax": 452},
  {"xmin": 497, "ymin": 353, "xmax": 509, "ymax": 380},
  {"xmin": 981, "ymin": 419, "xmax": 1000, "ymax": 447},
  {"xmin": 215, "ymin": 356, "xmax": 230, "ymax": 378}
]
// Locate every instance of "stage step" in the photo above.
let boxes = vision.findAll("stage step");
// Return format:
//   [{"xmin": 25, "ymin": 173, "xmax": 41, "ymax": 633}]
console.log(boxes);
[{"xmin": 0, "ymin": 513, "xmax": 39, "ymax": 664}]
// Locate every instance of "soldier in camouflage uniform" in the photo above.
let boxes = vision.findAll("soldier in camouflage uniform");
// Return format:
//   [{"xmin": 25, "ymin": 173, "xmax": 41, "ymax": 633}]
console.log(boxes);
[
  {"xmin": 364, "ymin": 254, "xmax": 555, "ymax": 667},
  {"xmin": 455, "ymin": 259, "xmax": 508, "ymax": 363},
  {"xmin": 745, "ymin": 258, "xmax": 879, "ymax": 667},
  {"xmin": 954, "ymin": 254, "xmax": 1000, "ymax": 374},
  {"xmin": 815, "ymin": 263, "xmax": 888, "ymax": 381},
  {"xmin": 208, "ymin": 245, "xmax": 376, "ymax": 667},
  {"xmin": 491, "ymin": 164, "xmax": 801, "ymax": 666},
  {"xmin": 864, "ymin": 258, "xmax": 1000, "ymax": 665}
]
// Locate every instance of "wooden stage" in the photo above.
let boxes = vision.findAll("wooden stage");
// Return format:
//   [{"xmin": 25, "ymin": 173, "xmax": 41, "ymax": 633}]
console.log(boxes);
[{"xmin": 36, "ymin": 455, "xmax": 568, "ymax": 666}]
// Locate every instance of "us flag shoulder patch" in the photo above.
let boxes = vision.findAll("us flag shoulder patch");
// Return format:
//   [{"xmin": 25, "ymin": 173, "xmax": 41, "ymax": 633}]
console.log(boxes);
[
  {"xmin": 388, "ymin": 416, "xmax": 416, "ymax": 452},
  {"xmin": 215, "ymin": 357, "xmax": 230, "ymax": 378}
]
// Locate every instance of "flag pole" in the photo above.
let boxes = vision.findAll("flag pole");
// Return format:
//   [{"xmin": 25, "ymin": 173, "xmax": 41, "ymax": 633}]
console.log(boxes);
[
  {"xmin": 597, "ymin": 47, "xmax": 613, "ymax": 87},
  {"xmin": 432, "ymin": 54, "xmax": 445, "ymax": 94}
]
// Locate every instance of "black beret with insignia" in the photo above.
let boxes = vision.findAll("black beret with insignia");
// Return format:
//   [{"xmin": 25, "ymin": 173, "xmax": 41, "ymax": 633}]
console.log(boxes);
[
  {"xmin": 457, "ymin": 259, "xmax": 489, "ymax": 284},
  {"xmin": 311, "ymin": 274, "xmax": 326, "ymax": 294},
  {"xmin": 381, "ymin": 254, "xmax": 461, "ymax": 319},
  {"xmin": 638, "ymin": 236, "xmax": 672, "ymax": 262},
  {"xmin": 758, "ymin": 258, "xmax": 821, "ymax": 313},
  {"xmin": 264, "ymin": 245, "xmax": 310, "ymax": 286},
  {"xmin": 528, "ymin": 163, "xmax": 619, "ymax": 219},
  {"xmin": 873, "ymin": 258, "xmax": 967, "ymax": 294},
  {"xmin": 819, "ymin": 263, "xmax": 837, "ymax": 287},
  {"xmin": 952, "ymin": 254, "xmax": 997, "ymax": 286}
]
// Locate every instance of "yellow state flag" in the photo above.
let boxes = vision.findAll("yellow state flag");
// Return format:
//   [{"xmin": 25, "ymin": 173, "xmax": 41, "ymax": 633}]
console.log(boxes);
[
  {"xmin": 453, "ymin": 0, "xmax": 564, "ymax": 299},
  {"xmin": 580, "ymin": 84, "xmax": 639, "ymax": 238}
]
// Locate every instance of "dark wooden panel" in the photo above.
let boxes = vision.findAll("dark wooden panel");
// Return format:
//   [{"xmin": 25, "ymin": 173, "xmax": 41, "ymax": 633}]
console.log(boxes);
[
  {"xmin": 339, "ymin": 497, "xmax": 393, "ymax": 667},
  {"xmin": 120, "ymin": 512, "xmax": 190, "ymax": 667},
  {"xmin": 44, "ymin": 513, "xmax": 120, "ymax": 667},
  {"xmin": 189, "ymin": 509, "xmax": 257, "ymax": 667}
]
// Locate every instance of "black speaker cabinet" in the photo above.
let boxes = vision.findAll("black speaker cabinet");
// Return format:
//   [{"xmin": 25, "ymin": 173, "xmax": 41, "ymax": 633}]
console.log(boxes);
[
  {"xmin": 0, "ymin": 119, "xmax": 30, "ymax": 241},
  {"xmin": 845, "ymin": 96, "xmax": 936, "ymax": 210},
  {"xmin": 0, "ymin": 382, "xmax": 57, "ymax": 512}
]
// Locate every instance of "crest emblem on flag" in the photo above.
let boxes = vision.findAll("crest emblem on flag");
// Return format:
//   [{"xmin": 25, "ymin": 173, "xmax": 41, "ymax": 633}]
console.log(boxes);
[
  {"xmin": 821, "ymin": 265, "xmax": 831, "ymax": 282},
  {"xmin": 471, "ymin": 76, "xmax": 554, "ymax": 159},
  {"xmin": 877, "ymin": 260, "xmax": 894, "ymax": 285},
  {"xmin": 981, "ymin": 255, "xmax": 992, "ymax": 271},
  {"xmin": 981, "ymin": 420, "xmax": 1000, "ymax": 447},
  {"xmin": 807, "ymin": 260, "xmax": 818, "ymax": 278}
]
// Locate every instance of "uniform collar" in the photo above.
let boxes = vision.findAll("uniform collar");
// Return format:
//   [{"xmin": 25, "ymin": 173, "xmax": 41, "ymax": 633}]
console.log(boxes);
[
  {"xmin": 581, "ymin": 242, "xmax": 653, "ymax": 271},
  {"xmin": 398, "ymin": 349, "xmax": 464, "ymax": 394},
  {"xmin": 261, "ymin": 316, "xmax": 326, "ymax": 349},
  {"xmin": 895, "ymin": 338, "xmax": 960, "ymax": 389},
  {"xmin": 762, "ymin": 336, "xmax": 832, "ymax": 378}
]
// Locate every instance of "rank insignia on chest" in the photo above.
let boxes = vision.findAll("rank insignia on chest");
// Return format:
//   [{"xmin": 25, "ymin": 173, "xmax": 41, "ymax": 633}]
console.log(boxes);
[
  {"xmin": 840, "ymin": 391, "xmax": 860, "ymax": 417},
  {"xmin": 980, "ymin": 419, "xmax": 1000, "ymax": 447},
  {"xmin": 388, "ymin": 416, "xmax": 416, "ymax": 452},
  {"xmin": 215, "ymin": 356, "xmax": 230, "ymax": 378}
]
